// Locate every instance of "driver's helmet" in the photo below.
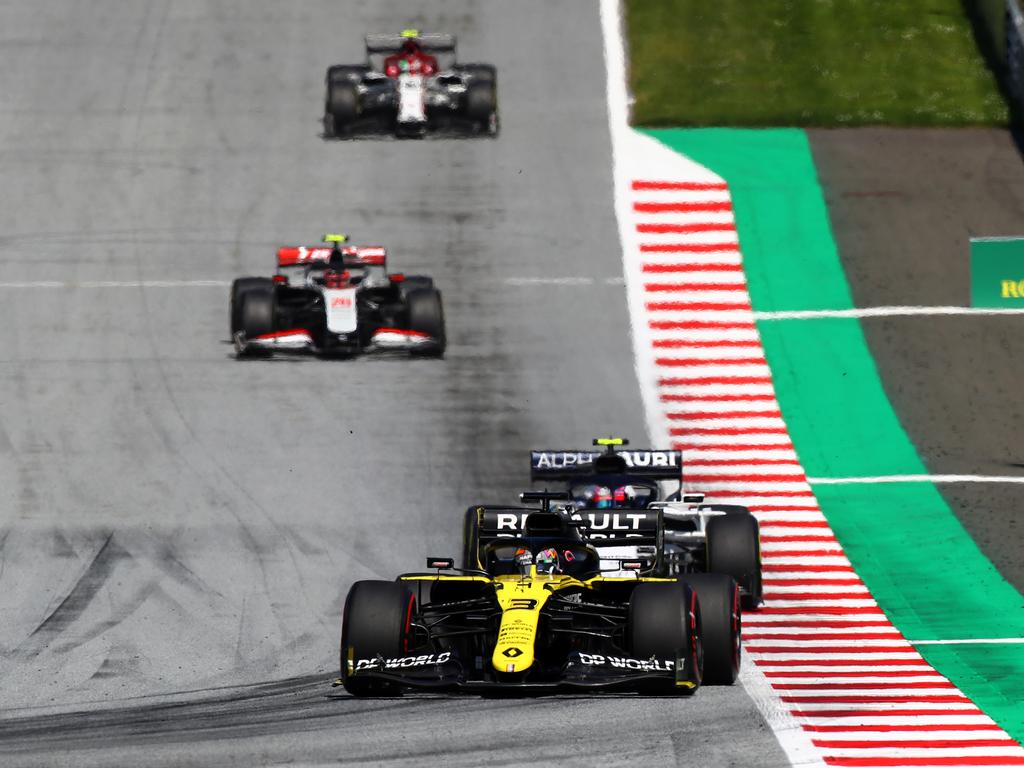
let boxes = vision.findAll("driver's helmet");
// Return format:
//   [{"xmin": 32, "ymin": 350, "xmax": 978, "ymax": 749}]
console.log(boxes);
[
  {"xmin": 324, "ymin": 269, "xmax": 351, "ymax": 289},
  {"xmin": 535, "ymin": 547, "xmax": 560, "ymax": 574},
  {"xmin": 575, "ymin": 484, "xmax": 613, "ymax": 509},
  {"xmin": 613, "ymin": 485, "xmax": 637, "ymax": 506},
  {"xmin": 572, "ymin": 483, "xmax": 639, "ymax": 509},
  {"xmin": 514, "ymin": 547, "xmax": 533, "ymax": 575}
]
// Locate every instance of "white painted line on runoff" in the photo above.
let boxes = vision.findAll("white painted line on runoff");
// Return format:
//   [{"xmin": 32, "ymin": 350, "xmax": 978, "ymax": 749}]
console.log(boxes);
[
  {"xmin": 809, "ymin": 474, "xmax": 1024, "ymax": 485},
  {"xmin": 0, "ymin": 280, "xmax": 231, "ymax": 288},
  {"xmin": 755, "ymin": 306, "xmax": 1024, "ymax": 320},
  {"xmin": 910, "ymin": 638, "xmax": 1024, "ymax": 645}
]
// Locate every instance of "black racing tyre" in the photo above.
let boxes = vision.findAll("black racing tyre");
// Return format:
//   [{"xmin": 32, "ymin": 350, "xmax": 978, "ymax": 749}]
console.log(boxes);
[
  {"xmin": 463, "ymin": 81, "xmax": 496, "ymax": 122},
  {"xmin": 457, "ymin": 64, "xmax": 497, "ymax": 84},
  {"xmin": 326, "ymin": 82, "xmax": 358, "ymax": 131},
  {"xmin": 327, "ymin": 65, "xmax": 368, "ymax": 85},
  {"xmin": 397, "ymin": 275, "xmax": 434, "ymax": 299},
  {"xmin": 406, "ymin": 288, "xmax": 446, "ymax": 356},
  {"xmin": 238, "ymin": 286, "xmax": 275, "ymax": 339},
  {"xmin": 700, "ymin": 504, "xmax": 752, "ymax": 516},
  {"xmin": 230, "ymin": 277, "xmax": 272, "ymax": 336},
  {"xmin": 627, "ymin": 582, "xmax": 702, "ymax": 694},
  {"xmin": 340, "ymin": 580, "xmax": 415, "ymax": 697},
  {"xmin": 706, "ymin": 513, "xmax": 762, "ymax": 611},
  {"xmin": 680, "ymin": 573, "xmax": 740, "ymax": 685},
  {"xmin": 462, "ymin": 506, "xmax": 482, "ymax": 570}
]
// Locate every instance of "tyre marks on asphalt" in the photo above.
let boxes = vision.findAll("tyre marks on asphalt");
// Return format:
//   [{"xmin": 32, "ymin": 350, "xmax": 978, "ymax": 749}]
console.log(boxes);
[{"xmin": 612, "ymin": 132, "xmax": 1024, "ymax": 767}]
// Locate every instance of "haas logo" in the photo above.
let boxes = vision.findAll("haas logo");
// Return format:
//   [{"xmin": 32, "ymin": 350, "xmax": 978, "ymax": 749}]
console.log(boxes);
[{"xmin": 330, "ymin": 296, "xmax": 353, "ymax": 309}]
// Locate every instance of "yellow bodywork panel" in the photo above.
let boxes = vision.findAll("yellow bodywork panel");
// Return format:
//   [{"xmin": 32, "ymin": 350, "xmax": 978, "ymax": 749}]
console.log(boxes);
[
  {"xmin": 397, "ymin": 570, "xmax": 679, "ymax": 675},
  {"xmin": 492, "ymin": 569, "xmax": 570, "ymax": 673}
]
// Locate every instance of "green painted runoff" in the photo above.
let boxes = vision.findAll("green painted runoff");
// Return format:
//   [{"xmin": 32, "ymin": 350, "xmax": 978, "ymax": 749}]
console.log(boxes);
[{"xmin": 642, "ymin": 127, "xmax": 1024, "ymax": 739}]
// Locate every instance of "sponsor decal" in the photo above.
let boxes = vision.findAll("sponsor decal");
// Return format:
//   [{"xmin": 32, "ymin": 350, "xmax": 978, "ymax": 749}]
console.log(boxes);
[
  {"xmin": 493, "ymin": 511, "xmax": 648, "ymax": 537},
  {"xmin": 575, "ymin": 653, "xmax": 675, "ymax": 672},
  {"xmin": 1001, "ymin": 279, "xmax": 1024, "ymax": 298},
  {"xmin": 354, "ymin": 652, "xmax": 451, "ymax": 671},
  {"xmin": 532, "ymin": 450, "xmax": 679, "ymax": 471},
  {"xmin": 496, "ymin": 619, "xmax": 533, "ymax": 646},
  {"xmin": 501, "ymin": 647, "xmax": 523, "ymax": 658},
  {"xmin": 970, "ymin": 237, "xmax": 1024, "ymax": 307},
  {"xmin": 330, "ymin": 295, "xmax": 353, "ymax": 308}
]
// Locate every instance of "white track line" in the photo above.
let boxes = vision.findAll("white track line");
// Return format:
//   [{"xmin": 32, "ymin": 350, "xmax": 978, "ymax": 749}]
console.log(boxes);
[
  {"xmin": 755, "ymin": 306, "xmax": 1024, "ymax": 320},
  {"xmin": 809, "ymin": 474, "xmax": 1024, "ymax": 484},
  {"xmin": 0, "ymin": 280, "xmax": 231, "ymax": 288}
]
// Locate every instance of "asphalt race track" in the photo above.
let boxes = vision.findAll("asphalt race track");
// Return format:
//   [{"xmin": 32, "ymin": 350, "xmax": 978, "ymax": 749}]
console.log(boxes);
[
  {"xmin": 809, "ymin": 128, "xmax": 1024, "ymax": 591},
  {"xmin": 0, "ymin": 2, "xmax": 787, "ymax": 766}
]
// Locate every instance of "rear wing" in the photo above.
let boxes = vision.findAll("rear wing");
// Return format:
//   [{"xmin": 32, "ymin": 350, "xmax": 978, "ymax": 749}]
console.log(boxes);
[
  {"xmin": 276, "ymin": 245, "xmax": 386, "ymax": 269},
  {"xmin": 364, "ymin": 33, "xmax": 457, "ymax": 71},
  {"xmin": 530, "ymin": 450, "xmax": 683, "ymax": 481},
  {"xmin": 365, "ymin": 32, "xmax": 456, "ymax": 55},
  {"xmin": 465, "ymin": 505, "xmax": 664, "ymax": 566}
]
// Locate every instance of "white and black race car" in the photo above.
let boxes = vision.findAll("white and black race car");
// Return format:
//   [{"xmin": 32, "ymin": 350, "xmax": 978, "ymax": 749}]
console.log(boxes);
[
  {"xmin": 464, "ymin": 438, "xmax": 763, "ymax": 609},
  {"xmin": 230, "ymin": 234, "xmax": 445, "ymax": 358},
  {"xmin": 324, "ymin": 30, "xmax": 498, "ymax": 138}
]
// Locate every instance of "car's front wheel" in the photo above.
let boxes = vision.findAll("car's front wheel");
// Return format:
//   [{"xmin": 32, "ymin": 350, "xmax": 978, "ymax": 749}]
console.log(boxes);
[
  {"xmin": 680, "ymin": 573, "xmax": 740, "ymax": 685},
  {"xmin": 340, "ymin": 580, "xmax": 415, "ymax": 697},
  {"xmin": 627, "ymin": 581, "xmax": 702, "ymax": 694},
  {"xmin": 406, "ymin": 288, "xmax": 445, "ymax": 356}
]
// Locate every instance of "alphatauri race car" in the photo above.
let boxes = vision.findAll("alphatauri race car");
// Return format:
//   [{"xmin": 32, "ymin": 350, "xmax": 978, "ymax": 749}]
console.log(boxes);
[
  {"xmin": 466, "ymin": 438, "xmax": 763, "ymax": 609},
  {"xmin": 230, "ymin": 234, "xmax": 445, "ymax": 357},
  {"xmin": 324, "ymin": 30, "xmax": 498, "ymax": 138},
  {"xmin": 340, "ymin": 493, "xmax": 740, "ymax": 696}
]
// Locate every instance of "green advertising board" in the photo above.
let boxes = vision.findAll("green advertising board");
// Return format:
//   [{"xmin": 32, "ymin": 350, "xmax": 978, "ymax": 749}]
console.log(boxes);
[{"xmin": 970, "ymin": 237, "xmax": 1024, "ymax": 307}]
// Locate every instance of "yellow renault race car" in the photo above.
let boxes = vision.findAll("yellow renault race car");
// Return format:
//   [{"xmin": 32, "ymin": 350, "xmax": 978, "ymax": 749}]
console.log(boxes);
[{"xmin": 339, "ymin": 493, "xmax": 740, "ymax": 696}]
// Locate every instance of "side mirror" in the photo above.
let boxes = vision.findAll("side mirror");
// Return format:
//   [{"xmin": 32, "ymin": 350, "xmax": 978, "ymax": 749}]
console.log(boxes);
[{"xmin": 427, "ymin": 557, "xmax": 454, "ymax": 570}]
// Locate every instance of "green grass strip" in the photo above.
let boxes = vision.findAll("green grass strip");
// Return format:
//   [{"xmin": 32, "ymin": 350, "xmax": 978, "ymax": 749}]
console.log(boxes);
[
  {"xmin": 626, "ymin": 1, "xmax": 1008, "ymax": 127},
  {"xmin": 641, "ymin": 127, "xmax": 1024, "ymax": 739}
]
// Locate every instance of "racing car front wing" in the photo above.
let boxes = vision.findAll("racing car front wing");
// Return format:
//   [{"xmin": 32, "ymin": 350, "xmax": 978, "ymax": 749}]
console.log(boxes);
[
  {"xmin": 343, "ymin": 650, "xmax": 698, "ymax": 693},
  {"xmin": 235, "ymin": 327, "xmax": 441, "ymax": 355}
]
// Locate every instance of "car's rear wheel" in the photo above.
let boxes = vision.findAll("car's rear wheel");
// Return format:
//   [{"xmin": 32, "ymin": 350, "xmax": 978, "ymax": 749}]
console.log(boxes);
[
  {"xmin": 463, "ymin": 81, "xmax": 496, "ymax": 131},
  {"xmin": 406, "ymin": 288, "xmax": 445, "ymax": 356},
  {"xmin": 397, "ymin": 275, "xmax": 434, "ymax": 299},
  {"xmin": 680, "ymin": 573, "xmax": 740, "ymax": 685},
  {"xmin": 701, "ymin": 504, "xmax": 753, "ymax": 516},
  {"xmin": 706, "ymin": 513, "xmax": 762, "ymax": 610},
  {"xmin": 457, "ymin": 64, "xmax": 497, "ymax": 84},
  {"xmin": 340, "ymin": 580, "xmax": 415, "ymax": 697},
  {"xmin": 627, "ymin": 582, "xmax": 702, "ymax": 694}
]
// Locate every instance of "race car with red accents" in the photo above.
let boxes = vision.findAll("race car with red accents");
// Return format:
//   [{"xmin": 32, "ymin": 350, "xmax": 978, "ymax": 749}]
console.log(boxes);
[
  {"xmin": 324, "ymin": 30, "xmax": 498, "ymax": 138},
  {"xmin": 230, "ymin": 234, "xmax": 445, "ymax": 358}
]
